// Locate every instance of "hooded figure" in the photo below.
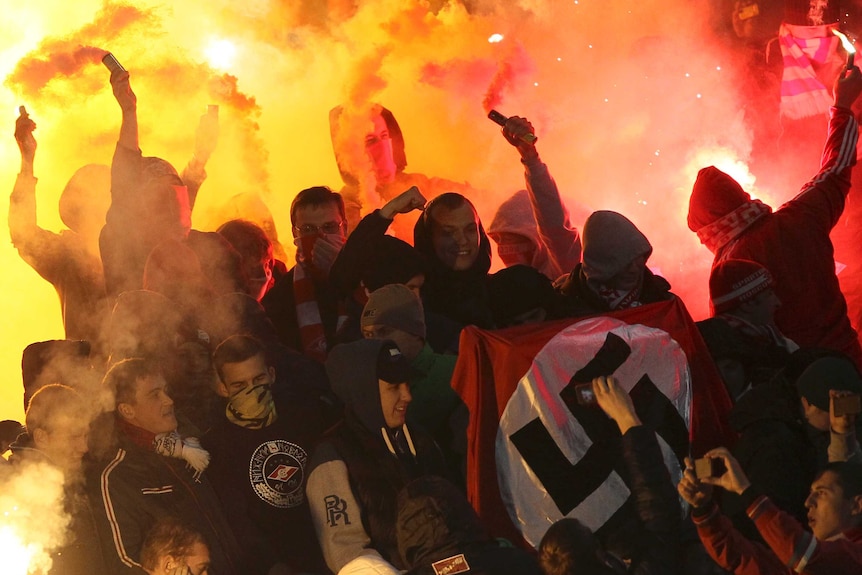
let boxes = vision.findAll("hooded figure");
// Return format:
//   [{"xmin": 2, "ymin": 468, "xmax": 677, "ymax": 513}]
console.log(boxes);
[
  {"xmin": 329, "ymin": 103, "xmax": 473, "ymax": 241},
  {"xmin": 557, "ymin": 210, "xmax": 672, "ymax": 317},
  {"xmin": 9, "ymin": 121, "xmax": 112, "ymax": 354},
  {"xmin": 687, "ymin": 84, "xmax": 862, "ymax": 368},
  {"xmin": 413, "ymin": 193, "xmax": 497, "ymax": 329},
  {"xmin": 306, "ymin": 339, "xmax": 447, "ymax": 574}
]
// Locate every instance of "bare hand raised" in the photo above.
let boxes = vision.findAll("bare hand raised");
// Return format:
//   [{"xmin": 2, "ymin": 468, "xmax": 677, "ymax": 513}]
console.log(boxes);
[
  {"xmin": 380, "ymin": 186, "xmax": 427, "ymax": 220},
  {"xmin": 678, "ymin": 457, "xmax": 715, "ymax": 509},
  {"xmin": 15, "ymin": 106, "xmax": 36, "ymax": 167},
  {"xmin": 110, "ymin": 69, "xmax": 137, "ymax": 113},
  {"xmin": 833, "ymin": 65, "xmax": 862, "ymax": 110},
  {"xmin": 502, "ymin": 115, "xmax": 538, "ymax": 159},
  {"xmin": 592, "ymin": 375, "xmax": 641, "ymax": 434},
  {"xmin": 698, "ymin": 447, "xmax": 751, "ymax": 495}
]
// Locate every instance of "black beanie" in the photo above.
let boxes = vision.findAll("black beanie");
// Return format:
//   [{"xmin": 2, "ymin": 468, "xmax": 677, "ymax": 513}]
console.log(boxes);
[{"xmin": 795, "ymin": 357, "xmax": 862, "ymax": 410}]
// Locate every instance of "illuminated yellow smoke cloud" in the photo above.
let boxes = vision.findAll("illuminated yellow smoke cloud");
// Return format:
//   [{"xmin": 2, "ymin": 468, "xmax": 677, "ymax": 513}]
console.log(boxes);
[
  {"xmin": 0, "ymin": 0, "xmax": 834, "ymax": 424},
  {"xmin": 0, "ymin": 461, "xmax": 69, "ymax": 574}
]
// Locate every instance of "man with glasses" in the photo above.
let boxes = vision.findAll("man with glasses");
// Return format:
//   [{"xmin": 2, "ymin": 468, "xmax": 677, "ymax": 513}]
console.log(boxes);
[{"xmin": 262, "ymin": 186, "xmax": 350, "ymax": 361}]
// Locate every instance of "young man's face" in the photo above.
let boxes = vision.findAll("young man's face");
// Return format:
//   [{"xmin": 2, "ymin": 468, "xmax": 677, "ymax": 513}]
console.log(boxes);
[
  {"xmin": 805, "ymin": 470, "xmax": 862, "ymax": 540},
  {"xmin": 121, "ymin": 374, "xmax": 177, "ymax": 435},
  {"xmin": 740, "ymin": 288, "xmax": 781, "ymax": 326},
  {"xmin": 217, "ymin": 353, "xmax": 275, "ymax": 398},
  {"xmin": 244, "ymin": 245, "xmax": 274, "ymax": 302},
  {"xmin": 292, "ymin": 202, "xmax": 346, "ymax": 273},
  {"xmin": 35, "ymin": 414, "xmax": 90, "ymax": 473},
  {"xmin": 365, "ymin": 113, "xmax": 397, "ymax": 185},
  {"xmin": 378, "ymin": 379, "xmax": 412, "ymax": 429},
  {"xmin": 429, "ymin": 203, "xmax": 481, "ymax": 271},
  {"xmin": 801, "ymin": 397, "xmax": 830, "ymax": 432}
]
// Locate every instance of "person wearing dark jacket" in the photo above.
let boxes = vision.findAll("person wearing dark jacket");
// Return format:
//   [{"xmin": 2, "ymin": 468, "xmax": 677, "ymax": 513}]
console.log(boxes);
[
  {"xmin": 687, "ymin": 64, "xmax": 862, "ymax": 368},
  {"xmin": 414, "ymin": 192, "xmax": 498, "ymax": 329},
  {"xmin": 557, "ymin": 210, "xmax": 673, "ymax": 318},
  {"xmin": 11, "ymin": 108, "xmax": 111, "ymax": 356},
  {"xmin": 92, "ymin": 358, "xmax": 243, "ymax": 575},
  {"xmin": 8, "ymin": 384, "xmax": 109, "ymax": 575},
  {"xmin": 537, "ymin": 375, "xmax": 681, "ymax": 575},
  {"xmin": 328, "ymin": 186, "xmax": 464, "ymax": 352},
  {"xmin": 203, "ymin": 335, "xmax": 329, "ymax": 575},
  {"xmin": 99, "ymin": 62, "xmax": 222, "ymax": 299},
  {"xmin": 261, "ymin": 186, "xmax": 349, "ymax": 362},
  {"xmin": 307, "ymin": 338, "xmax": 448, "ymax": 574}
]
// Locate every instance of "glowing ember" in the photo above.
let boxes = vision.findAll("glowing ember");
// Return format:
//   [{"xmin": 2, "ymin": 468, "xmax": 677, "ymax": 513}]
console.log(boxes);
[
  {"xmin": 488, "ymin": 33, "xmax": 504, "ymax": 43},
  {"xmin": 0, "ymin": 525, "xmax": 40, "ymax": 575},
  {"xmin": 205, "ymin": 38, "xmax": 237, "ymax": 70}
]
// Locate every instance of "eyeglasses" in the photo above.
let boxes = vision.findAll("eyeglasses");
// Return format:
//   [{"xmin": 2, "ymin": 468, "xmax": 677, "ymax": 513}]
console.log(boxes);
[{"xmin": 293, "ymin": 221, "xmax": 345, "ymax": 236}]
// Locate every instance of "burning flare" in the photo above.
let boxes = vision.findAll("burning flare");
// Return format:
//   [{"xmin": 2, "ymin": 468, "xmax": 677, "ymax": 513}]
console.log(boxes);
[{"xmin": 833, "ymin": 29, "xmax": 856, "ymax": 67}]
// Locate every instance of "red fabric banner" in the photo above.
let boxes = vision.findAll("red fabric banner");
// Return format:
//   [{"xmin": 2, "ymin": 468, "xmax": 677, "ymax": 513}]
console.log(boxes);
[{"xmin": 450, "ymin": 297, "xmax": 735, "ymax": 546}]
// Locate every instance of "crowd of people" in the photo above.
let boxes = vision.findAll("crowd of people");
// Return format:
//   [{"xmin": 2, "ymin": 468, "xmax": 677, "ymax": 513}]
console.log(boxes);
[{"xmin": 3, "ymin": 27, "xmax": 862, "ymax": 575}]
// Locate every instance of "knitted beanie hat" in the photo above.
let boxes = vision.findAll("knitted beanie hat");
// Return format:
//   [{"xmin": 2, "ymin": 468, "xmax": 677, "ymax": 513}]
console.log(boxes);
[
  {"xmin": 795, "ymin": 357, "xmax": 862, "ymax": 411},
  {"xmin": 581, "ymin": 211, "xmax": 652, "ymax": 283},
  {"xmin": 688, "ymin": 166, "xmax": 751, "ymax": 232},
  {"xmin": 362, "ymin": 236, "xmax": 427, "ymax": 292},
  {"xmin": 709, "ymin": 259, "xmax": 773, "ymax": 314},
  {"xmin": 362, "ymin": 284, "xmax": 427, "ymax": 339}
]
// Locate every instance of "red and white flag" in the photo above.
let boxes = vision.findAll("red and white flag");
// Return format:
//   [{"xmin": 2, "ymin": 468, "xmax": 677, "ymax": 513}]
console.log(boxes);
[{"xmin": 451, "ymin": 298, "xmax": 735, "ymax": 547}]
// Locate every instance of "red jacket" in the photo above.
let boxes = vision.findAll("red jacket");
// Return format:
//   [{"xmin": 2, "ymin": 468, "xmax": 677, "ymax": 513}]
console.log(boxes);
[
  {"xmin": 692, "ymin": 107, "xmax": 862, "ymax": 367},
  {"xmin": 694, "ymin": 492, "xmax": 862, "ymax": 575}
]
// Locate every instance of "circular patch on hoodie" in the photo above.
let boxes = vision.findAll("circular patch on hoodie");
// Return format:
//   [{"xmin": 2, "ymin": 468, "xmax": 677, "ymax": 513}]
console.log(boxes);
[{"xmin": 249, "ymin": 440, "xmax": 308, "ymax": 508}]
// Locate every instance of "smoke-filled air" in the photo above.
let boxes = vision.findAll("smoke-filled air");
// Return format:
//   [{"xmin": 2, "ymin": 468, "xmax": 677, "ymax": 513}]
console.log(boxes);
[{"xmin": 0, "ymin": 0, "xmax": 844, "ymax": 426}]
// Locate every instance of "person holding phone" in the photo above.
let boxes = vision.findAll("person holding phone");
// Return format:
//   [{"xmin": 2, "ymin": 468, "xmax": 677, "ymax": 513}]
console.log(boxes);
[{"xmin": 678, "ymin": 449, "xmax": 862, "ymax": 573}]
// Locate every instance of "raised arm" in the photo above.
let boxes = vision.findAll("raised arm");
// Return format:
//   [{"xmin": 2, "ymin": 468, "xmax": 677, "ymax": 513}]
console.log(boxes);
[
  {"xmin": 502, "ymin": 116, "xmax": 581, "ymax": 276},
  {"xmin": 9, "ymin": 107, "xmax": 66, "ymax": 280},
  {"xmin": 329, "ymin": 186, "xmax": 426, "ymax": 297},
  {"xmin": 788, "ymin": 65, "xmax": 862, "ymax": 230},
  {"xmin": 182, "ymin": 106, "xmax": 219, "ymax": 210}
]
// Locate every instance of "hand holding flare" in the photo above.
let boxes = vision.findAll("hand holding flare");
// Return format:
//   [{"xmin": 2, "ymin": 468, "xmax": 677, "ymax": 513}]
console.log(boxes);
[{"xmin": 834, "ymin": 29, "xmax": 856, "ymax": 69}]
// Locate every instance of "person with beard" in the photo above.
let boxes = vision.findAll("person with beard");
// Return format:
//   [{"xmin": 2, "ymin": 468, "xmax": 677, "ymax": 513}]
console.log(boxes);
[
  {"xmin": 556, "ymin": 210, "xmax": 673, "ymax": 317},
  {"xmin": 261, "ymin": 186, "xmax": 349, "ymax": 362},
  {"xmin": 93, "ymin": 358, "xmax": 243, "ymax": 575},
  {"xmin": 203, "ymin": 335, "xmax": 329, "ymax": 575},
  {"xmin": 8, "ymin": 384, "xmax": 109, "ymax": 575},
  {"xmin": 306, "ymin": 339, "xmax": 448, "ymax": 574}
]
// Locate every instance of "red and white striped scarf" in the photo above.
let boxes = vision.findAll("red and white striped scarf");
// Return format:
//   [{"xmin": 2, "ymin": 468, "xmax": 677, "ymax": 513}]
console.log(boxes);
[
  {"xmin": 696, "ymin": 199, "xmax": 772, "ymax": 254},
  {"xmin": 779, "ymin": 23, "xmax": 842, "ymax": 119},
  {"xmin": 293, "ymin": 262, "xmax": 347, "ymax": 362}
]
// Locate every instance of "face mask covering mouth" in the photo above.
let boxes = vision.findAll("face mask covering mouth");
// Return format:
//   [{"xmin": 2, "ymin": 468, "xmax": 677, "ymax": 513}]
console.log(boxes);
[{"xmin": 226, "ymin": 383, "xmax": 277, "ymax": 429}]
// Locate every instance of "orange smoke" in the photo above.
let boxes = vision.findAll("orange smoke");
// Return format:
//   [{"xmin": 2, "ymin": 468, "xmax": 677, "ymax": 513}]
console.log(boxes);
[
  {"xmin": 482, "ymin": 42, "xmax": 534, "ymax": 113},
  {"xmin": 4, "ymin": 3, "xmax": 154, "ymax": 100}
]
